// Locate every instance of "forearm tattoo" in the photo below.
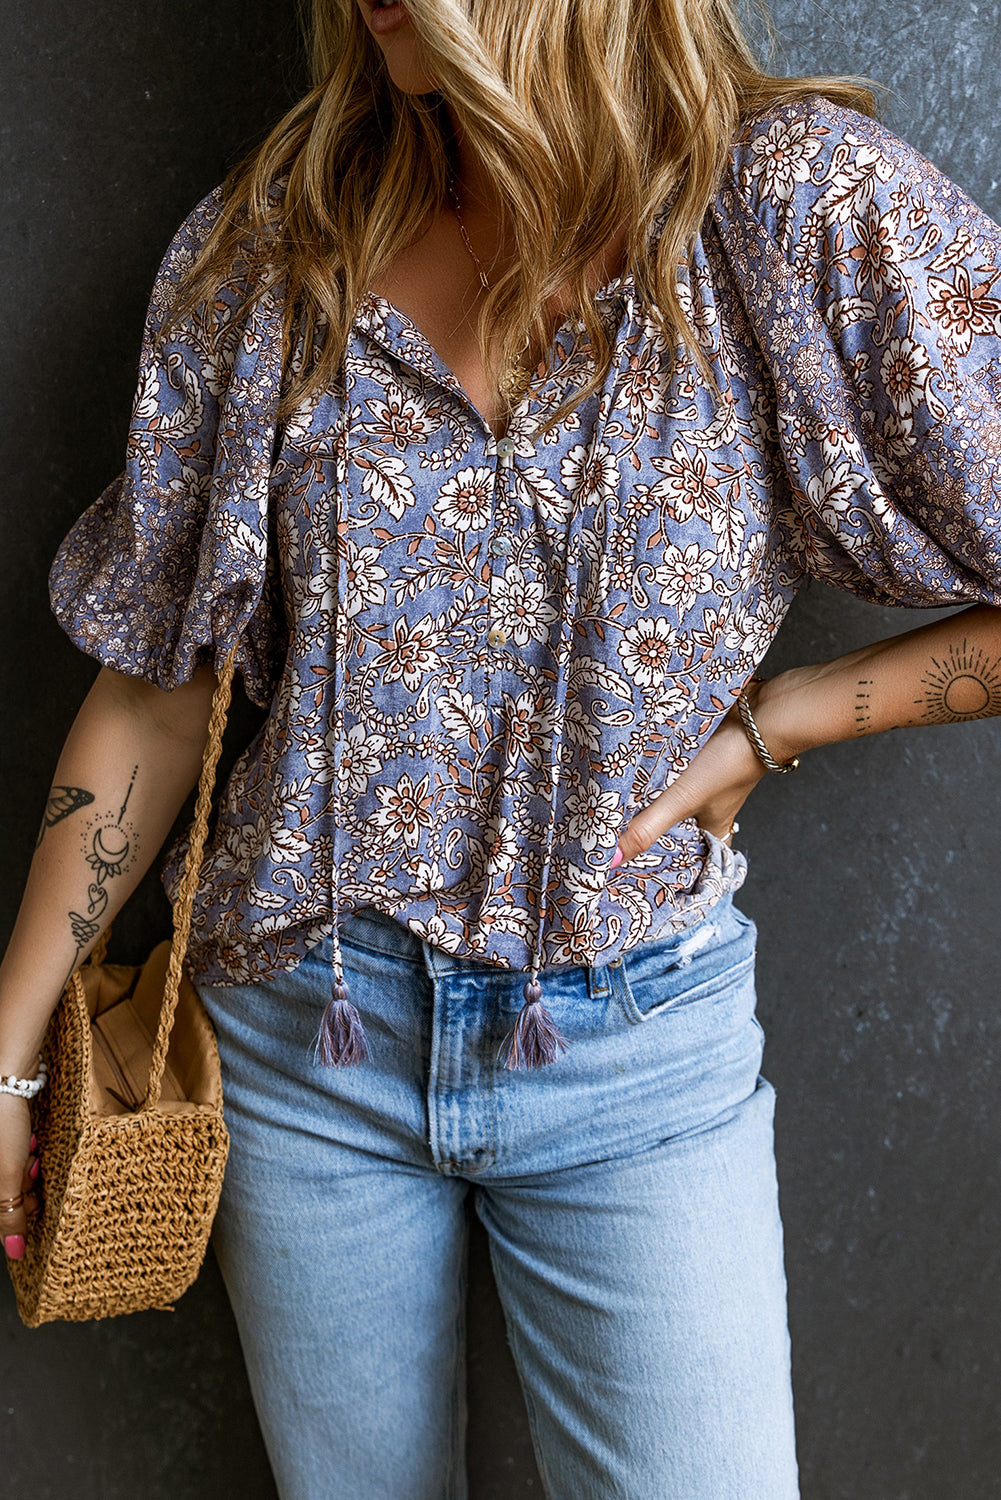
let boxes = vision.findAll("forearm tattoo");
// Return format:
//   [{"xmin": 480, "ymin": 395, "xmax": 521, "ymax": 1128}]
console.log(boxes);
[
  {"xmin": 854, "ymin": 638, "xmax": 1001, "ymax": 736},
  {"xmin": 909, "ymin": 639, "xmax": 1001, "ymax": 726},
  {"xmin": 66, "ymin": 765, "xmax": 140, "ymax": 968},
  {"xmin": 35, "ymin": 785, "xmax": 95, "ymax": 849}
]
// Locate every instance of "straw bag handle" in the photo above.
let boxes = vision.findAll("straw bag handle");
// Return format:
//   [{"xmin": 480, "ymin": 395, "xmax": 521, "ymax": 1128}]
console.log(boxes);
[{"xmin": 140, "ymin": 641, "xmax": 239, "ymax": 1112}]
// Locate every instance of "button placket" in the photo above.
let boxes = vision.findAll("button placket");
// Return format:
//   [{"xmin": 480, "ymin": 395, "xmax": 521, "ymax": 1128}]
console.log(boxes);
[
  {"xmin": 486, "ymin": 436, "xmax": 517, "ymax": 661},
  {"xmin": 489, "ymin": 435, "xmax": 518, "ymax": 565}
]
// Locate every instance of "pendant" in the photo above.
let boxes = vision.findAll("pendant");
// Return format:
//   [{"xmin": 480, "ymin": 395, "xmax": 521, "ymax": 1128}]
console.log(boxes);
[
  {"xmin": 499, "ymin": 331, "xmax": 534, "ymax": 404},
  {"xmin": 499, "ymin": 362, "xmax": 534, "ymax": 403}
]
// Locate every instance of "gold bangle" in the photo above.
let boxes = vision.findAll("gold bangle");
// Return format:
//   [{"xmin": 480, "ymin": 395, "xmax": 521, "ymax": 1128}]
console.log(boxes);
[{"xmin": 737, "ymin": 676, "xmax": 800, "ymax": 774}]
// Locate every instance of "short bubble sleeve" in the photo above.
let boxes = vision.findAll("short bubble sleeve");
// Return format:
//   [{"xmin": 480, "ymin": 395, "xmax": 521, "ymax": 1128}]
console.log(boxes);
[
  {"xmin": 713, "ymin": 97, "xmax": 1001, "ymax": 609},
  {"xmin": 48, "ymin": 187, "xmax": 287, "ymax": 708}
]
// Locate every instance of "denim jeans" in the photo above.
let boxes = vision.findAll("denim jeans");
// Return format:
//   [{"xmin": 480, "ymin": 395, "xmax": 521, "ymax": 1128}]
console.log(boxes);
[{"xmin": 195, "ymin": 893, "xmax": 799, "ymax": 1500}]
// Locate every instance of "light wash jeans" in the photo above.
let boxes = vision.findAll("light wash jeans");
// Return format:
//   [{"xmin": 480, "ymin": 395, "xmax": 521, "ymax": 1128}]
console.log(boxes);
[{"xmin": 195, "ymin": 892, "xmax": 799, "ymax": 1500}]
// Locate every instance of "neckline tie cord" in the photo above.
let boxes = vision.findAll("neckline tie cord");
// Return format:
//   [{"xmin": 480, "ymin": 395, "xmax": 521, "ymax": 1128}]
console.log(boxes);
[
  {"xmin": 317, "ymin": 330, "xmax": 602, "ymax": 1070},
  {"xmin": 317, "ymin": 404, "xmax": 369, "ymax": 1067}
]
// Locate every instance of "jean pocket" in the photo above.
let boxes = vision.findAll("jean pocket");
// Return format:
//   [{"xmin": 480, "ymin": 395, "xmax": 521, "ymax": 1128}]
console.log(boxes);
[{"xmin": 614, "ymin": 905, "xmax": 756, "ymax": 1024}]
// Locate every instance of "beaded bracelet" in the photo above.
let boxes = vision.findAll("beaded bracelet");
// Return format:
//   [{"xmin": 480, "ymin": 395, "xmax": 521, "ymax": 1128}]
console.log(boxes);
[
  {"xmin": 737, "ymin": 675, "xmax": 801, "ymax": 774},
  {"xmin": 0, "ymin": 1056, "xmax": 48, "ymax": 1100}
]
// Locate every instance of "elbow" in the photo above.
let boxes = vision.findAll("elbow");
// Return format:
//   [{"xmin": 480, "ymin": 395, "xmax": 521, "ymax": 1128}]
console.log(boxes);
[{"xmin": 91, "ymin": 663, "xmax": 219, "ymax": 748}]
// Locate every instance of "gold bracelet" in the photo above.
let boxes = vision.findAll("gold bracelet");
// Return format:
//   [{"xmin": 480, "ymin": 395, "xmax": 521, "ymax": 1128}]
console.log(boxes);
[{"xmin": 737, "ymin": 676, "xmax": 800, "ymax": 774}]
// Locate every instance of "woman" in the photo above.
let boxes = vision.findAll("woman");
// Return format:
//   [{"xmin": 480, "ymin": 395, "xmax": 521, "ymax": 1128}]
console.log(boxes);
[{"xmin": 2, "ymin": 0, "xmax": 1000, "ymax": 1494}]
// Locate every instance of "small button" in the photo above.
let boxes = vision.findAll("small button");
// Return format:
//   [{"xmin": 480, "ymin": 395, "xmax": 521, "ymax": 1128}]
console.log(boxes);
[
  {"xmin": 495, "ymin": 437, "xmax": 516, "ymax": 458},
  {"xmin": 487, "ymin": 625, "xmax": 508, "ymax": 649},
  {"xmin": 492, "ymin": 534, "xmax": 513, "ymax": 556}
]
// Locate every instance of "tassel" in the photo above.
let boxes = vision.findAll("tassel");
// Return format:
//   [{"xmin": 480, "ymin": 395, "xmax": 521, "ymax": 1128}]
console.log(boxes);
[
  {"xmin": 501, "ymin": 979, "xmax": 569, "ymax": 1070},
  {"xmin": 318, "ymin": 980, "xmax": 369, "ymax": 1067}
]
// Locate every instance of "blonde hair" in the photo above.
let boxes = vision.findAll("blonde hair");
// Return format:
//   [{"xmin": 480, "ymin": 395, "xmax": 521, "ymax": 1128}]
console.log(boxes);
[{"xmin": 166, "ymin": 0, "xmax": 875, "ymax": 434}]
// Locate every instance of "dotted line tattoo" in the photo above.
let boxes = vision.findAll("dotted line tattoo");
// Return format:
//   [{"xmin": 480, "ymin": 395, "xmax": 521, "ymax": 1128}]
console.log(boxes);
[{"xmin": 855, "ymin": 678, "xmax": 874, "ymax": 735}]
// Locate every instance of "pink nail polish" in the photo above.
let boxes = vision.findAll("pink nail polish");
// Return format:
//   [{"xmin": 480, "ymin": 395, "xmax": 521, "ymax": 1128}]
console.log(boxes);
[
  {"xmin": 610, "ymin": 846, "xmax": 623, "ymax": 871},
  {"xmin": 29, "ymin": 1158, "xmax": 39, "ymax": 1180},
  {"xmin": 4, "ymin": 1236, "xmax": 26, "ymax": 1260},
  {"xmin": 29, "ymin": 1134, "xmax": 37, "ymax": 1152}
]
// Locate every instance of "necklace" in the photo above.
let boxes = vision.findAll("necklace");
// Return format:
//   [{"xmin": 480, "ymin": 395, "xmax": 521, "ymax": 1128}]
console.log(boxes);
[{"xmin": 446, "ymin": 176, "xmax": 559, "ymax": 405}]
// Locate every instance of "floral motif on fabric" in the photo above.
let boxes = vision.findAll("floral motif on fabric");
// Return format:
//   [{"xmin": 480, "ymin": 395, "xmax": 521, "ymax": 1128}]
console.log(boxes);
[{"xmin": 49, "ymin": 97, "xmax": 1001, "ymax": 986}]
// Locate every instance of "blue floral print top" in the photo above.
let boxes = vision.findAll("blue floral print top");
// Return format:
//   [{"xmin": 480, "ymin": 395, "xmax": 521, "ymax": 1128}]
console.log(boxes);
[{"xmin": 49, "ymin": 97, "xmax": 1001, "ymax": 1047}]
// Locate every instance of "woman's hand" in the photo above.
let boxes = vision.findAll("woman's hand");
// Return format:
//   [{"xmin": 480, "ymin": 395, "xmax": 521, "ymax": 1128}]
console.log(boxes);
[
  {"xmin": 613, "ymin": 691, "xmax": 771, "ymax": 865},
  {"xmin": 0, "ymin": 1092, "xmax": 40, "ymax": 1260}
]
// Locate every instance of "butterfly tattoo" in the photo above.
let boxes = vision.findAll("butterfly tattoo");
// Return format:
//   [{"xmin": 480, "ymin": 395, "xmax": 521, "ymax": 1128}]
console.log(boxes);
[{"xmin": 35, "ymin": 785, "xmax": 96, "ymax": 849}]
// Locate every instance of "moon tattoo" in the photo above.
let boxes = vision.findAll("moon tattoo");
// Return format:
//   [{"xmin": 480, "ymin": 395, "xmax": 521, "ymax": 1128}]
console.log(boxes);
[
  {"xmin": 86, "ymin": 823, "xmax": 132, "ymax": 883},
  {"xmin": 67, "ymin": 765, "xmax": 140, "ymax": 969}
]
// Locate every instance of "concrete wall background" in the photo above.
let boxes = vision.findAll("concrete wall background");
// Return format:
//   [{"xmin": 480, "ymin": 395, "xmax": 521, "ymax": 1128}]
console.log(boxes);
[{"xmin": 2, "ymin": 3, "xmax": 999, "ymax": 1495}]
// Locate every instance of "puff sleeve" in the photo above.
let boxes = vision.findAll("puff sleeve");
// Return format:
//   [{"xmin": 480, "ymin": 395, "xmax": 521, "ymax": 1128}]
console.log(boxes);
[
  {"xmin": 713, "ymin": 97, "xmax": 1001, "ymax": 608},
  {"xmin": 48, "ymin": 187, "xmax": 287, "ymax": 708}
]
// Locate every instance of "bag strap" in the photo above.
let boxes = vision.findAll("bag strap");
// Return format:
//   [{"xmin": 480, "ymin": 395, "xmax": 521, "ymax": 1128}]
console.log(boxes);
[{"xmin": 141, "ymin": 642, "xmax": 239, "ymax": 1112}]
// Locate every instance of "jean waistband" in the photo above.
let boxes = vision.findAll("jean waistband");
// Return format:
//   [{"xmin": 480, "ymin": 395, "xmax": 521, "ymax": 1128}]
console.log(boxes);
[{"xmin": 336, "ymin": 893, "xmax": 737, "ymax": 976}]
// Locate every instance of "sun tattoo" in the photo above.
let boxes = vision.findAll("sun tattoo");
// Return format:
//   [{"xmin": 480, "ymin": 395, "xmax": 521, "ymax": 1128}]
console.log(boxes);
[{"xmin": 911, "ymin": 638, "xmax": 1001, "ymax": 725}]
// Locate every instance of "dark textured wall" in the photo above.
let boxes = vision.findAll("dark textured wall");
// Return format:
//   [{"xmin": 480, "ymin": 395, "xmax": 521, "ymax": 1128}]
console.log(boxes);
[{"xmin": 2, "ymin": 3, "xmax": 1000, "ymax": 1497}]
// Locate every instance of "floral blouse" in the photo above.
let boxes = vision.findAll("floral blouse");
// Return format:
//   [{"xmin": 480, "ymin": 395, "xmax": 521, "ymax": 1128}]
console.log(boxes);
[{"xmin": 49, "ymin": 96, "xmax": 1001, "ymax": 1037}]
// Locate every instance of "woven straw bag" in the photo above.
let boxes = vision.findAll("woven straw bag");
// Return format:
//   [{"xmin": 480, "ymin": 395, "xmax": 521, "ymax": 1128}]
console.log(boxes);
[{"xmin": 6, "ymin": 647, "xmax": 238, "ymax": 1325}]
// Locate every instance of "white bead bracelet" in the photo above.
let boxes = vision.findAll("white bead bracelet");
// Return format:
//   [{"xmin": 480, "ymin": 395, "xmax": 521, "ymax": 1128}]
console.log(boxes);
[{"xmin": 0, "ymin": 1056, "xmax": 48, "ymax": 1100}]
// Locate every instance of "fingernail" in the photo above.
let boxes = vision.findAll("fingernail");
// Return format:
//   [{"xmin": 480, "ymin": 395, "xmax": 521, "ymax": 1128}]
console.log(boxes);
[
  {"xmin": 610, "ymin": 846, "xmax": 623, "ymax": 871},
  {"xmin": 4, "ymin": 1236, "xmax": 26, "ymax": 1260},
  {"xmin": 29, "ymin": 1158, "xmax": 39, "ymax": 1180},
  {"xmin": 29, "ymin": 1134, "xmax": 37, "ymax": 1152}
]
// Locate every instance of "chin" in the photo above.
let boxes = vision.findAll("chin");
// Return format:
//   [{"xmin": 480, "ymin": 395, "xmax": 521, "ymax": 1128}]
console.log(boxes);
[{"xmin": 386, "ymin": 58, "xmax": 439, "ymax": 95}]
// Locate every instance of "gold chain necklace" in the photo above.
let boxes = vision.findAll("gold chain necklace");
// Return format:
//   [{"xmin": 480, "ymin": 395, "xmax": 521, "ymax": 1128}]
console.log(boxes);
[{"xmin": 446, "ymin": 176, "xmax": 561, "ymax": 405}]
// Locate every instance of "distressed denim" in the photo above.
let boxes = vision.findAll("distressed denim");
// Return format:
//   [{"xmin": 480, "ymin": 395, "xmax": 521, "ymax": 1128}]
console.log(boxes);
[{"xmin": 195, "ymin": 893, "xmax": 799, "ymax": 1500}]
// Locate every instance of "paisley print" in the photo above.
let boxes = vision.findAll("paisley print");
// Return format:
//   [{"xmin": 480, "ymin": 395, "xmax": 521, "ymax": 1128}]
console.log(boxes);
[{"xmin": 49, "ymin": 97, "xmax": 1001, "ymax": 989}]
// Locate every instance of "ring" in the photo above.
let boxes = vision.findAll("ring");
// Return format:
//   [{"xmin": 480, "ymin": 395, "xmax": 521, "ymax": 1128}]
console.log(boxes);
[{"xmin": 0, "ymin": 1193, "xmax": 24, "ymax": 1214}]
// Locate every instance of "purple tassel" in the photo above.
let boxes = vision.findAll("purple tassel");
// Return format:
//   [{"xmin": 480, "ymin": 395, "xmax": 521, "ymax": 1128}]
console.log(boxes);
[
  {"xmin": 501, "ymin": 979, "xmax": 569, "ymax": 1070},
  {"xmin": 319, "ymin": 980, "xmax": 369, "ymax": 1066}
]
